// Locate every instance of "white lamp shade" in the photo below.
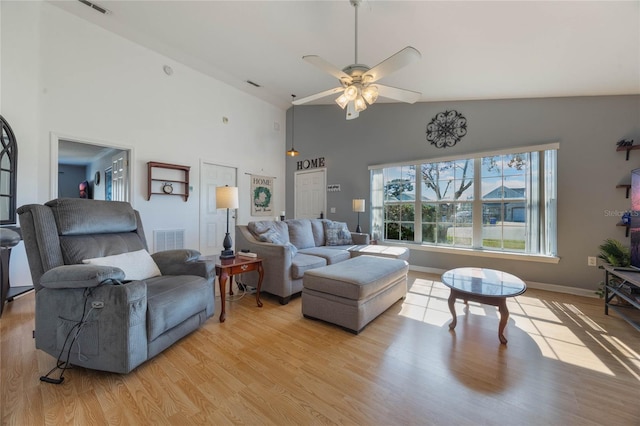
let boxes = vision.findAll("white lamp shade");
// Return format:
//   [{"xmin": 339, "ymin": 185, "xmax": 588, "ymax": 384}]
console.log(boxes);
[
  {"xmin": 352, "ymin": 199, "xmax": 366, "ymax": 212},
  {"xmin": 335, "ymin": 94, "xmax": 349, "ymax": 109},
  {"xmin": 362, "ymin": 85, "xmax": 379, "ymax": 105},
  {"xmin": 216, "ymin": 186, "xmax": 239, "ymax": 209},
  {"xmin": 344, "ymin": 85, "xmax": 359, "ymax": 101},
  {"xmin": 354, "ymin": 96, "xmax": 367, "ymax": 112}
]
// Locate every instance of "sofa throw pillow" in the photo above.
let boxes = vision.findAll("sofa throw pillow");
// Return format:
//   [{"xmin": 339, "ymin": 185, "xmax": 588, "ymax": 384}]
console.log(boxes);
[
  {"xmin": 285, "ymin": 242, "xmax": 298, "ymax": 258},
  {"xmin": 82, "ymin": 249, "xmax": 162, "ymax": 281},
  {"xmin": 256, "ymin": 228, "xmax": 287, "ymax": 245},
  {"xmin": 286, "ymin": 219, "xmax": 315, "ymax": 249},
  {"xmin": 248, "ymin": 221, "xmax": 290, "ymax": 244},
  {"xmin": 324, "ymin": 221, "xmax": 353, "ymax": 246}
]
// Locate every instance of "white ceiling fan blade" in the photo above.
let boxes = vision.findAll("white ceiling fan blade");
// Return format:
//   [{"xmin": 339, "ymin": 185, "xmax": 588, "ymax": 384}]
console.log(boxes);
[
  {"xmin": 303, "ymin": 55, "xmax": 352, "ymax": 83},
  {"xmin": 364, "ymin": 47, "xmax": 421, "ymax": 83},
  {"xmin": 293, "ymin": 87, "xmax": 344, "ymax": 105},
  {"xmin": 376, "ymin": 84, "xmax": 422, "ymax": 104}
]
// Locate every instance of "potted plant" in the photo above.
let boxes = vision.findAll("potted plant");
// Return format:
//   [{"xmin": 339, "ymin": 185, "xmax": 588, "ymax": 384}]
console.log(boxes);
[
  {"xmin": 596, "ymin": 238, "xmax": 631, "ymax": 301},
  {"xmin": 597, "ymin": 238, "xmax": 630, "ymax": 267}
]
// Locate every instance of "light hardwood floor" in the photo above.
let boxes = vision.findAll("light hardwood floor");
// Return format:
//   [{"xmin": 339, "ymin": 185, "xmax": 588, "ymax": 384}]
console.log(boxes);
[{"xmin": 2, "ymin": 271, "xmax": 639, "ymax": 425}]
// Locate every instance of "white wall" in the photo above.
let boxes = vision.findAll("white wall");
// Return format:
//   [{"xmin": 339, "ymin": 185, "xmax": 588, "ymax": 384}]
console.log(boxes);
[{"xmin": 1, "ymin": 1, "xmax": 286, "ymax": 286}]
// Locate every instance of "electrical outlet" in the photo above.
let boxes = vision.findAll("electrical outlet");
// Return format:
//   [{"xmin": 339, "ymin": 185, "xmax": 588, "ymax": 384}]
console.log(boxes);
[
  {"xmin": 587, "ymin": 256, "xmax": 597, "ymax": 267},
  {"xmin": 330, "ymin": 207, "xmax": 336, "ymax": 213}
]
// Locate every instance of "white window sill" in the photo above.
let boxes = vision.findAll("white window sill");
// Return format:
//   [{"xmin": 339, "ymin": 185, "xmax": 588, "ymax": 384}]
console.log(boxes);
[{"xmin": 380, "ymin": 241, "xmax": 560, "ymax": 264}]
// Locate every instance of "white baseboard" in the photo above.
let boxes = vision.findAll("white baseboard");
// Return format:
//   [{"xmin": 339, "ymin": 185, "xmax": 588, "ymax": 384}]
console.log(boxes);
[{"xmin": 408, "ymin": 265, "xmax": 599, "ymax": 299}]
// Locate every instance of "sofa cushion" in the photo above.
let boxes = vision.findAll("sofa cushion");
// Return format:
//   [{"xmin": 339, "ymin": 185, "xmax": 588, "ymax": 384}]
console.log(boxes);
[
  {"xmin": 324, "ymin": 221, "xmax": 353, "ymax": 246},
  {"xmin": 46, "ymin": 198, "xmax": 137, "ymax": 236},
  {"xmin": 310, "ymin": 219, "xmax": 329, "ymax": 246},
  {"xmin": 286, "ymin": 219, "xmax": 316, "ymax": 249},
  {"xmin": 60, "ymin": 233, "xmax": 147, "ymax": 265},
  {"xmin": 298, "ymin": 247, "xmax": 351, "ymax": 265},
  {"xmin": 291, "ymin": 253, "xmax": 327, "ymax": 280},
  {"xmin": 248, "ymin": 220, "xmax": 290, "ymax": 244},
  {"xmin": 145, "ymin": 275, "xmax": 211, "ymax": 341},
  {"xmin": 82, "ymin": 249, "xmax": 161, "ymax": 281},
  {"xmin": 349, "ymin": 245, "xmax": 410, "ymax": 261}
]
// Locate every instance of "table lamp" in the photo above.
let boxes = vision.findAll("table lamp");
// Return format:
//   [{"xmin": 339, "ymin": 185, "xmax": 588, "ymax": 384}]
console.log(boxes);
[
  {"xmin": 216, "ymin": 185, "xmax": 239, "ymax": 259},
  {"xmin": 352, "ymin": 199, "xmax": 365, "ymax": 233}
]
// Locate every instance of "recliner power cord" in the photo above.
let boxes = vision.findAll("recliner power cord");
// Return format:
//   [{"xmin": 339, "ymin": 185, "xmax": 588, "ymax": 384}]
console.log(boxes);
[{"xmin": 39, "ymin": 278, "xmax": 114, "ymax": 385}]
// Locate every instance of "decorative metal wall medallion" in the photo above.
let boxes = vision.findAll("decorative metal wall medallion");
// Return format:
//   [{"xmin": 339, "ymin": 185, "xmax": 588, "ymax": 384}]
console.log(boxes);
[{"xmin": 426, "ymin": 110, "xmax": 468, "ymax": 148}]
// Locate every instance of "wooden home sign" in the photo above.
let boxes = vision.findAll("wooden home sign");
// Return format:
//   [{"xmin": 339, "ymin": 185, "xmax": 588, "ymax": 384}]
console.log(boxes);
[{"xmin": 296, "ymin": 157, "xmax": 325, "ymax": 171}]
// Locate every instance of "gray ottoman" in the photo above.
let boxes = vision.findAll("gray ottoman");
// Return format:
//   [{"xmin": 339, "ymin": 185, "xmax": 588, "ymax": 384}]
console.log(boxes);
[{"xmin": 302, "ymin": 255, "xmax": 409, "ymax": 334}]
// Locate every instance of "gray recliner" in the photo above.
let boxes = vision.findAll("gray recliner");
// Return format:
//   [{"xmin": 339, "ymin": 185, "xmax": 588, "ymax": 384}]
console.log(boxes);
[{"xmin": 17, "ymin": 198, "xmax": 215, "ymax": 374}]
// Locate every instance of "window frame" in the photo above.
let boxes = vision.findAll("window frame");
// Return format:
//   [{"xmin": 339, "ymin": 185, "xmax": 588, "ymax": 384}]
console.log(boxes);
[
  {"xmin": 369, "ymin": 143, "xmax": 559, "ymax": 262},
  {"xmin": 1, "ymin": 115, "xmax": 18, "ymax": 225}
]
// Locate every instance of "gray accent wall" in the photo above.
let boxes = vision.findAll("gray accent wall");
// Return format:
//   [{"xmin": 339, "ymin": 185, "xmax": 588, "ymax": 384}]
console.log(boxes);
[{"xmin": 285, "ymin": 95, "xmax": 640, "ymax": 292}]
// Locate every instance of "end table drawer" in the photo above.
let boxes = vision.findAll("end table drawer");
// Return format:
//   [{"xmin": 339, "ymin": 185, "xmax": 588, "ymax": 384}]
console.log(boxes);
[{"xmin": 228, "ymin": 262, "xmax": 258, "ymax": 275}]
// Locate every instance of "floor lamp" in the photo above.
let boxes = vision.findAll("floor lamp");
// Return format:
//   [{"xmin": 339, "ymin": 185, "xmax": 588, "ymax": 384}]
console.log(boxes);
[
  {"xmin": 216, "ymin": 185, "xmax": 239, "ymax": 259},
  {"xmin": 352, "ymin": 199, "xmax": 365, "ymax": 233}
]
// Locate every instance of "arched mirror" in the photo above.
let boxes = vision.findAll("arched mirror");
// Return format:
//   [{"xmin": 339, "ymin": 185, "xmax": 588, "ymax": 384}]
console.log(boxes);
[{"xmin": 0, "ymin": 116, "xmax": 18, "ymax": 225}]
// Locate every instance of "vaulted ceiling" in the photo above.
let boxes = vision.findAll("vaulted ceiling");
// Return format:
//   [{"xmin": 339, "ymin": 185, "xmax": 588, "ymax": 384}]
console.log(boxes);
[{"xmin": 51, "ymin": 0, "xmax": 640, "ymax": 110}]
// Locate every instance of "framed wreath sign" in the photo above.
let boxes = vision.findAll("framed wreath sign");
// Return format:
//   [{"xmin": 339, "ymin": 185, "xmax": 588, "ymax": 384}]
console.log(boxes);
[{"xmin": 251, "ymin": 174, "xmax": 274, "ymax": 216}]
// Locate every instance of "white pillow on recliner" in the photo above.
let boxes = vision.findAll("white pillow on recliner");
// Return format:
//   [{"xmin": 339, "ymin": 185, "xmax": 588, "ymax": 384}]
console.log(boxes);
[{"xmin": 83, "ymin": 249, "xmax": 162, "ymax": 281}]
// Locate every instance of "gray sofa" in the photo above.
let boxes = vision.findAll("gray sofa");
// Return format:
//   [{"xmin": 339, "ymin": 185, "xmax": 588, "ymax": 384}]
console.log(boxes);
[
  {"xmin": 235, "ymin": 218, "xmax": 409, "ymax": 304},
  {"xmin": 17, "ymin": 198, "xmax": 215, "ymax": 374}
]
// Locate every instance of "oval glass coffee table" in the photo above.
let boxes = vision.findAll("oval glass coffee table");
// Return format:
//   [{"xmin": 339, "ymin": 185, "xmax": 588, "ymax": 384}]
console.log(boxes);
[{"xmin": 441, "ymin": 267, "xmax": 527, "ymax": 344}]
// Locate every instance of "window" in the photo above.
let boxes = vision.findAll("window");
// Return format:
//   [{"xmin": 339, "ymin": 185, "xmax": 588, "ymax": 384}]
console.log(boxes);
[
  {"xmin": 371, "ymin": 144, "xmax": 558, "ymax": 257},
  {"xmin": 1, "ymin": 116, "xmax": 18, "ymax": 225}
]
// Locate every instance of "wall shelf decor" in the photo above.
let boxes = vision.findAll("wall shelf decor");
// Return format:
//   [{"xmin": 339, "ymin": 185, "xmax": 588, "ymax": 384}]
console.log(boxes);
[
  {"xmin": 617, "ymin": 184, "xmax": 632, "ymax": 198},
  {"xmin": 426, "ymin": 110, "xmax": 467, "ymax": 148},
  {"xmin": 147, "ymin": 162, "xmax": 190, "ymax": 201},
  {"xmin": 616, "ymin": 143, "xmax": 639, "ymax": 161}
]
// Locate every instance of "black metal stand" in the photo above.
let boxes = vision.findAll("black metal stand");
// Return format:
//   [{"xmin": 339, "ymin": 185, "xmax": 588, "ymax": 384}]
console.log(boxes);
[
  {"xmin": 355, "ymin": 212, "xmax": 361, "ymax": 233},
  {"xmin": 1, "ymin": 246, "xmax": 34, "ymax": 317},
  {"xmin": 220, "ymin": 208, "xmax": 235, "ymax": 259}
]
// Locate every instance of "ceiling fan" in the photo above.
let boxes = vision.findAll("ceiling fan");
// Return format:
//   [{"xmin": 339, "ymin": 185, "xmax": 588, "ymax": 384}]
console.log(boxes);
[{"xmin": 293, "ymin": 0, "xmax": 421, "ymax": 120}]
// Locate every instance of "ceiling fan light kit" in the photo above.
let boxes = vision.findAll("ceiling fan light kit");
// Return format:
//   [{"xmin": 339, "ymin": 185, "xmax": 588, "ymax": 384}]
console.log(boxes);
[{"xmin": 295, "ymin": 0, "xmax": 422, "ymax": 120}]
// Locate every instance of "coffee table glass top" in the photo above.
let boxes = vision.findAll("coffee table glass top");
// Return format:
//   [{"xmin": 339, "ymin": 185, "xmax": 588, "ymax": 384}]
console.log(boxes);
[{"xmin": 441, "ymin": 267, "xmax": 526, "ymax": 297}]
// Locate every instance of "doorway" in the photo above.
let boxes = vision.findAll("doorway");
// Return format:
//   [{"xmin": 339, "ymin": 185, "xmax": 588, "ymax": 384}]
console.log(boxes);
[
  {"xmin": 51, "ymin": 133, "xmax": 133, "ymax": 203},
  {"xmin": 199, "ymin": 162, "xmax": 237, "ymax": 256},
  {"xmin": 294, "ymin": 168, "xmax": 326, "ymax": 220}
]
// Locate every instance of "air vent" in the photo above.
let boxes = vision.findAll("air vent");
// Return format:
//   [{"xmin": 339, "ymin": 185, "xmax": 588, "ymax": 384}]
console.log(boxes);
[
  {"xmin": 78, "ymin": 0, "xmax": 110, "ymax": 15},
  {"xmin": 153, "ymin": 229, "xmax": 185, "ymax": 252},
  {"xmin": 246, "ymin": 80, "xmax": 261, "ymax": 88}
]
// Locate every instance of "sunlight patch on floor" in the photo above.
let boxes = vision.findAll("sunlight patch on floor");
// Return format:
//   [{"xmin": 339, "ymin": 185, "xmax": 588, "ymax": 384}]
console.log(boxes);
[
  {"xmin": 403, "ymin": 275, "xmax": 618, "ymax": 376},
  {"xmin": 598, "ymin": 334, "xmax": 640, "ymax": 380},
  {"xmin": 510, "ymin": 299, "xmax": 615, "ymax": 376}
]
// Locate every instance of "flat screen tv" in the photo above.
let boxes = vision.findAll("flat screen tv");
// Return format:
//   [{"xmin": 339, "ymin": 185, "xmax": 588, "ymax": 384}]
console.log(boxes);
[{"xmin": 630, "ymin": 168, "xmax": 640, "ymax": 269}]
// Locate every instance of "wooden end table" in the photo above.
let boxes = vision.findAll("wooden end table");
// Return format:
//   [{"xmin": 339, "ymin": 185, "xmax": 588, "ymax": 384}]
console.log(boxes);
[
  {"xmin": 215, "ymin": 256, "xmax": 264, "ymax": 322},
  {"xmin": 441, "ymin": 267, "xmax": 526, "ymax": 344}
]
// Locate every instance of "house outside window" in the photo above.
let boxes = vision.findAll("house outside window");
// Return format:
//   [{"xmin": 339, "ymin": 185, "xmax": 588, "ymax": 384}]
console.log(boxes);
[{"xmin": 370, "ymin": 144, "xmax": 558, "ymax": 257}]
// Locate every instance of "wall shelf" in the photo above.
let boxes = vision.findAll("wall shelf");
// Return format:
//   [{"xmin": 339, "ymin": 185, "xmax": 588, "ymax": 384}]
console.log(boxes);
[
  {"xmin": 617, "ymin": 221, "xmax": 630, "ymax": 237},
  {"xmin": 616, "ymin": 144, "xmax": 640, "ymax": 161},
  {"xmin": 617, "ymin": 184, "xmax": 632, "ymax": 198},
  {"xmin": 147, "ymin": 162, "xmax": 190, "ymax": 201}
]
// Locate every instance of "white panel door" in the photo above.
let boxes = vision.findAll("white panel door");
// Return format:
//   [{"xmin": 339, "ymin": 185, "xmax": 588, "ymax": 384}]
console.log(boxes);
[
  {"xmin": 199, "ymin": 163, "xmax": 237, "ymax": 256},
  {"xmin": 111, "ymin": 151, "xmax": 129, "ymax": 202},
  {"xmin": 294, "ymin": 169, "xmax": 326, "ymax": 219}
]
